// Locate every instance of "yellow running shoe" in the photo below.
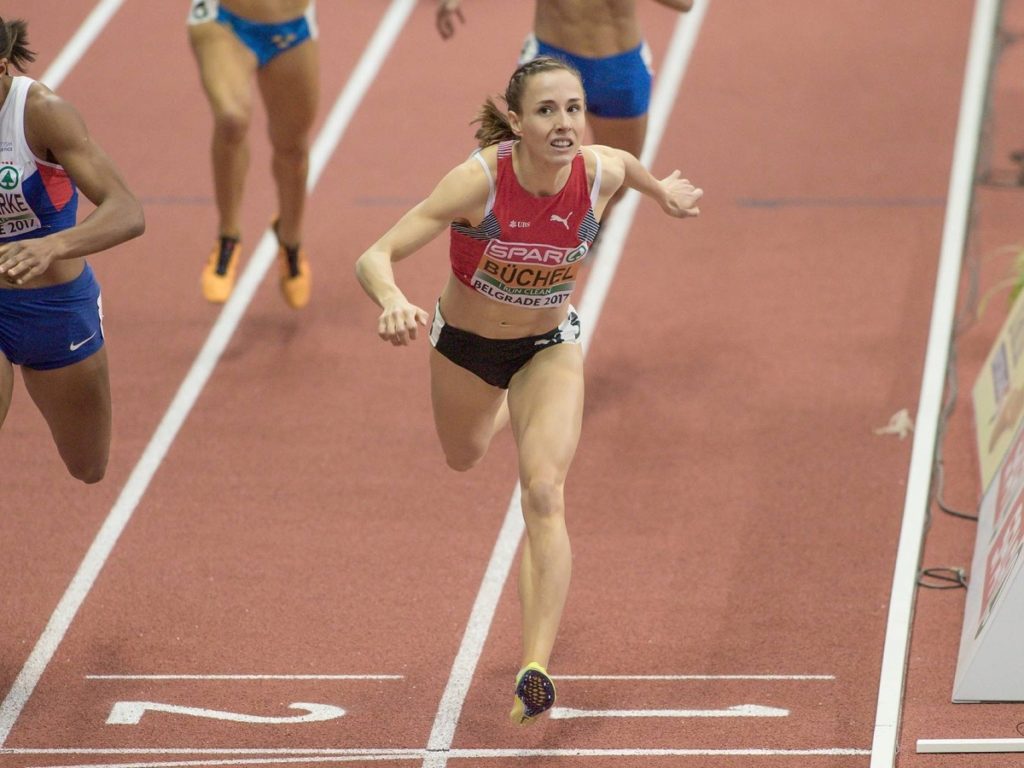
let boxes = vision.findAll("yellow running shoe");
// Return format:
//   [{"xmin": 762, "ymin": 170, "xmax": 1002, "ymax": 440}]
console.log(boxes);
[
  {"xmin": 509, "ymin": 662, "xmax": 556, "ymax": 725},
  {"xmin": 272, "ymin": 219, "xmax": 311, "ymax": 309},
  {"xmin": 200, "ymin": 236, "xmax": 240, "ymax": 304}
]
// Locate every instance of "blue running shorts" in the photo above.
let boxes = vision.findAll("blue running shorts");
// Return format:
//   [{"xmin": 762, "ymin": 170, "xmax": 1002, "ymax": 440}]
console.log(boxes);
[
  {"xmin": 520, "ymin": 33, "xmax": 653, "ymax": 119},
  {"xmin": 0, "ymin": 263, "xmax": 105, "ymax": 370},
  {"xmin": 187, "ymin": 0, "xmax": 318, "ymax": 68}
]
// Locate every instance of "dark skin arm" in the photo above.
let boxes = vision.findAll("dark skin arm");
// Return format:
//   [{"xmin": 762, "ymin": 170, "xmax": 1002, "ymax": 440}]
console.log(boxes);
[{"xmin": 0, "ymin": 81, "xmax": 144, "ymax": 285}]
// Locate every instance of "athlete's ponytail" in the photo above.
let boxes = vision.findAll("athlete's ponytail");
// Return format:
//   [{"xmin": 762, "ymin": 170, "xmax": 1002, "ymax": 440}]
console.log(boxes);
[
  {"xmin": 473, "ymin": 97, "xmax": 516, "ymax": 148},
  {"xmin": 0, "ymin": 18, "xmax": 37, "ymax": 73},
  {"xmin": 472, "ymin": 56, "xmax": 584, "ymax": 149}
]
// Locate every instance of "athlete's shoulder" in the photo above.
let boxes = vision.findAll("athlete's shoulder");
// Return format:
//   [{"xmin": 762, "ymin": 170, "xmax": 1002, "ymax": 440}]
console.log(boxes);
[
  {"xmin": 582, "ymin": 143, "xmax": 625, "ymax": 177},
  {"xmin": 423, "ymin": 147, "xmax": 495, "ymax": 224},
  {"xmin": 23, "ymin": 80, "xmax": 75, "ymax": 122},
  {"xmin": 448, "ymin": 145, "xmax": 497, "ymax": 188},
  {"xmin": 582, "ymin": 143, "xmax": 626, "ymax": 162}
]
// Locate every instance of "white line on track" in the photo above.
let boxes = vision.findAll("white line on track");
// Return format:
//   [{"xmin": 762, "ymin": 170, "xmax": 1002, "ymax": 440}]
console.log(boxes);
[
  {"xmin": 85, "ymin": 674, "xmax": 403, "ymax": 680},
  {"xmin": 39, "ymin": 0, "xmax": 125, "ymax": 90},
  {"xmin": 0, "ymin": 747, "xmax": 874, "ymax": 768},
  {"xmin": 421, "ymin": 3, "xmax": 710, "ymax": 767},
  {"xmin": 869, "ymin": 1, "xmax": 1001, "ymax": 766},
  {"xmin": 553, "ymin": 674, "xmax": 833, "ymax": 680},
  {"xmin": 551, "ymin": 704, "xmax": 789, "ymax": 719},
  {"xmin": 0, "ymin": 0, "xmax": 418, "ymax": 747}
]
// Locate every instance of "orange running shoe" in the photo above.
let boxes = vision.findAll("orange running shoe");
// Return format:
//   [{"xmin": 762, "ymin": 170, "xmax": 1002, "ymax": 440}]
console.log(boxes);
[
  {"xmin": 278, "ymin": 244, "xmax": 311, "ymax": 309},
  {"xmin": 272, "ymin": 219, "xmax": 311, "ymax": 309},
  {"xmin": 200, "ymin": 236, "xmax": 241, "ymax": 304}
]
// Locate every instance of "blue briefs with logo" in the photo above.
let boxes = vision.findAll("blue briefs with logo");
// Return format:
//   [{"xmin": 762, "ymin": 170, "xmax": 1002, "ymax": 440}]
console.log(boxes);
[
  {"xmin": 0, "ymin": 263, "xmax": 104, "ymax": 370},
  {"xmin": 520, "ymin": 33, "xmax": 653, "ymax": 119},
  {"xmin": 429, "ymin": 301, "xmax": 582, "ymax": 389},
  {"xmin": 187, "ymin": 0, "xmax": 317, "ymax": 68}
]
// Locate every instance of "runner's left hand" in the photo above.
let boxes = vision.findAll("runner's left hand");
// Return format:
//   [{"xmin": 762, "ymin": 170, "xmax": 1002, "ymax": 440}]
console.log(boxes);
[
  {"xmin": 659, "ymin": 170, "xmax": 702, "ymax": 218},
  {"xmin": 436, "ymin": 0, "xmax": 465, "ymax": 40},
  {"xmin": 0, "ymin": 239, "xmax": 57, "ymax": 285}
]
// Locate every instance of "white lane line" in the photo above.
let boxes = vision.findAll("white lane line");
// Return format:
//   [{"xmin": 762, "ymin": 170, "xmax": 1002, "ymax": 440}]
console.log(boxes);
[
  {"xmin": 550, "ymin": 704, "xmax": 789, "ymax": 719},
  {"xmin": 39, "ymin": 0, "xmax": 125, "ymax": 90},
  {"xmin": 86, "ymin": 674, "xmax": 403, "ymax": 680},
  {"xmin": 27, "ymin": 759, "xmax": 412, "ymax": 768},
  {"xmin": 917, "ymin": 738, "xmax": 1024, "ymax": 753},
  {"xmin": 0, "ymin": 750, "xmax": 422, "ymax": 756},
  {"xmin": 554, "ymin": 674, "xmax": 833, "ymax": 681},
  {"xmin": 869, "ymin": 1, "xmax": 1002, "ymax": 767},
  {"xmin": 421, "ymin": 3, "xmax": 710, "ymax": 767},
  {"xmin": 0, "ymin": 0, "xmax": 418, "ymax": 747},
  {"xmin": 1, "ymin": 747, "xmax": 872, "ymax": 768}
]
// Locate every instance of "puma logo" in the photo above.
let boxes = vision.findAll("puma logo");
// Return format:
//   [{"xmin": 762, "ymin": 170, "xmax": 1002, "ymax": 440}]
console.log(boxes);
[{"xmin": 550, "ymin": 212, "xmax": 573, "ymax": 230}]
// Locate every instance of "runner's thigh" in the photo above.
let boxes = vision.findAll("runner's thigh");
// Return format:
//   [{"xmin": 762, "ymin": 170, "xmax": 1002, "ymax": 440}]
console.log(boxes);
[
  {"xmin": 21, "ymin": 348, "xmax": 111, "ymax": 471},
  {"xmin": 508, "ymin": 342, "xmax": 584, "ymax": 483},
  {"xmin": 0, "ymin": 355, "xmax": 13, "ymax": 428},
  {"xmin": 257, "ymin": 39, "xmax": 319, "ymax": 146},
  {"xmin": 430, "ymin": 347, "xmax": 507, "ymax": 465},
  {"xmin": 188, "ymin": 21, "xmax": 257, "ymax": 117}
]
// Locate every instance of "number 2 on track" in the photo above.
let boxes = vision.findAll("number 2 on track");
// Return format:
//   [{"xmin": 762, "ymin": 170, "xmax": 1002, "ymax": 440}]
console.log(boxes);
[{"xmin": 107, "ymin": 701, "xmax": 346, "ymax": 725}]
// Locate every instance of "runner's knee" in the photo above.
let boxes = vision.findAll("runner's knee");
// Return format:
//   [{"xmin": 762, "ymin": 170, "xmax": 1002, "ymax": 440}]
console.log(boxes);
[
  {"xmin": 270, "ymin": 140, "xmax": 309, "ymax": 171},
  {"xmin": 444, "ymin": 443, "xmax": 486, "ymax": 472},
  {"xmin": 65, "ymin": 455, "xmax": 107, "ymax": 485},
  {"xmin": 214, "ymin": 108, "xmax": 250, "ymax": 145},
  {"xmin": 522, "ymin": 478, "xmax": 565, "ymax": 520}
]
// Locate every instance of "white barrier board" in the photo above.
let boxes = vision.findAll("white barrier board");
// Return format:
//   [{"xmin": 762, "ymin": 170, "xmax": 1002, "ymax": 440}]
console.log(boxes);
[{"xmin": 953, "ymin": 418, "xmax": 1024, "ymax": 702}]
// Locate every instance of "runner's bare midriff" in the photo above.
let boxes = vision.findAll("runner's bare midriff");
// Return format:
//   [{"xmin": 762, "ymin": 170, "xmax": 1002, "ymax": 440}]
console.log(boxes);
[
  {"xmin": 533, "ymin": 0, "xmax": 642, "ymax": 57},
  {"xmin": 220, "ymin": 0, "xmax": 309, "ymax": 23},
  {"xmin": 439, "ymin": 275, "xmax": 572, "ymax": 340},
  {"xmin": 0, "ymin": 257, "xmax": 84, "ymax": 290}
]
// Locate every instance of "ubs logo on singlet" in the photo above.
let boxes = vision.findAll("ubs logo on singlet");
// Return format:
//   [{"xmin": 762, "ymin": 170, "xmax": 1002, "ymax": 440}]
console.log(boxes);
[{"xmin": 0, "ymin": 166, "xmax": 19, "ymax": 191}]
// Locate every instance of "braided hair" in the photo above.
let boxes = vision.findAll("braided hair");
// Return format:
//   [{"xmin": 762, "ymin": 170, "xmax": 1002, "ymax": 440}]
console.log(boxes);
[{"xmin": 472, "ymin": 56, "xmax": 583, "ymax": 148}]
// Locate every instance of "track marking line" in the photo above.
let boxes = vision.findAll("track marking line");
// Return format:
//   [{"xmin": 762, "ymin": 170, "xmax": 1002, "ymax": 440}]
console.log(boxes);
[
  {"xmin": 421, "ymin": 4, "xmax": 710, "ymax": 767},
  {"xmin": 869, "ymin": 1, "xmax": 1002, "ymax": 767},
  {"xmin": 106, "ymin": 701, "xmax": 345, "ymax": 726},
  {"xmin": 86, "ymin": 674, "xmax": 403, "ymax": 681},
  {"xmin": 0, "ymin": 0, "xmax": 418, "ymax": 746},
  {"xmin": 39, "ymin": 0, "xmax": 126, "ymax": 90},
  {"xmin": 1, "ymin": 746, "xmax": 873, "ymax": 768},
  {"xmin": 553, "ymin": 674, "xmax": 834, "ymax": 681},
  {"xmin": 550, "ymin": 704, "xmax": 789, "ymax": 719},
  {"xmin": 917, "ymin": 738, "xmax": 1024, "ymax": 753}
]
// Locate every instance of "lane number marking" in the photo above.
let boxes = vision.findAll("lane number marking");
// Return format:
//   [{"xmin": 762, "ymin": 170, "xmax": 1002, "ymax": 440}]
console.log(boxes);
[{"xmin": 106, "ymin": 701, "xmax": 346, "ymax": 725}]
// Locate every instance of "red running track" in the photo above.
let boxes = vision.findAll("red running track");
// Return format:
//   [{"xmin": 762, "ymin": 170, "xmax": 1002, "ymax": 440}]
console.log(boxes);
[{"xmin": 0, "ymin": 1, "xmax": 991, "ymax": 766}]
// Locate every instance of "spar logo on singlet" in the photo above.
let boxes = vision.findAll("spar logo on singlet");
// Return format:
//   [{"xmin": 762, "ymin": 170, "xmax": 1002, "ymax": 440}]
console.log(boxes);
[
  {"xmin": 0, "ymin": 166, "xmax": 19, "ymax": 190},
  {"xmin": 472, "ymin": 239, "xmax": 588, "ymax": 307},
  {"xmin": 0, "ymin": 166, "xmax": 41, "ymax": 238}
]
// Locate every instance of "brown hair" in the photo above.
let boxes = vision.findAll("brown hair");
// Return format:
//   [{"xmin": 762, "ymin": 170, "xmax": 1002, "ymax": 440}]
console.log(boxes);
[
  {"xmin": 472, "ymin": 56, "xmax": 583, "ymax": 148},
  {"xmin": 0, "ymin": 18, "xmax": 36, "ymax": 72}
]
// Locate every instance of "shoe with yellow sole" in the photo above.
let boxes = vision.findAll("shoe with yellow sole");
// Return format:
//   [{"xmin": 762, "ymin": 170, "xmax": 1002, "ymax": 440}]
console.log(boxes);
[
  {"xmin": 509, "ymin": 662, "xmax": 556, "ymax": 725},
  {"xmin": 200, "ymin": 236, "xmax": 241, "ymax": 304}
]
